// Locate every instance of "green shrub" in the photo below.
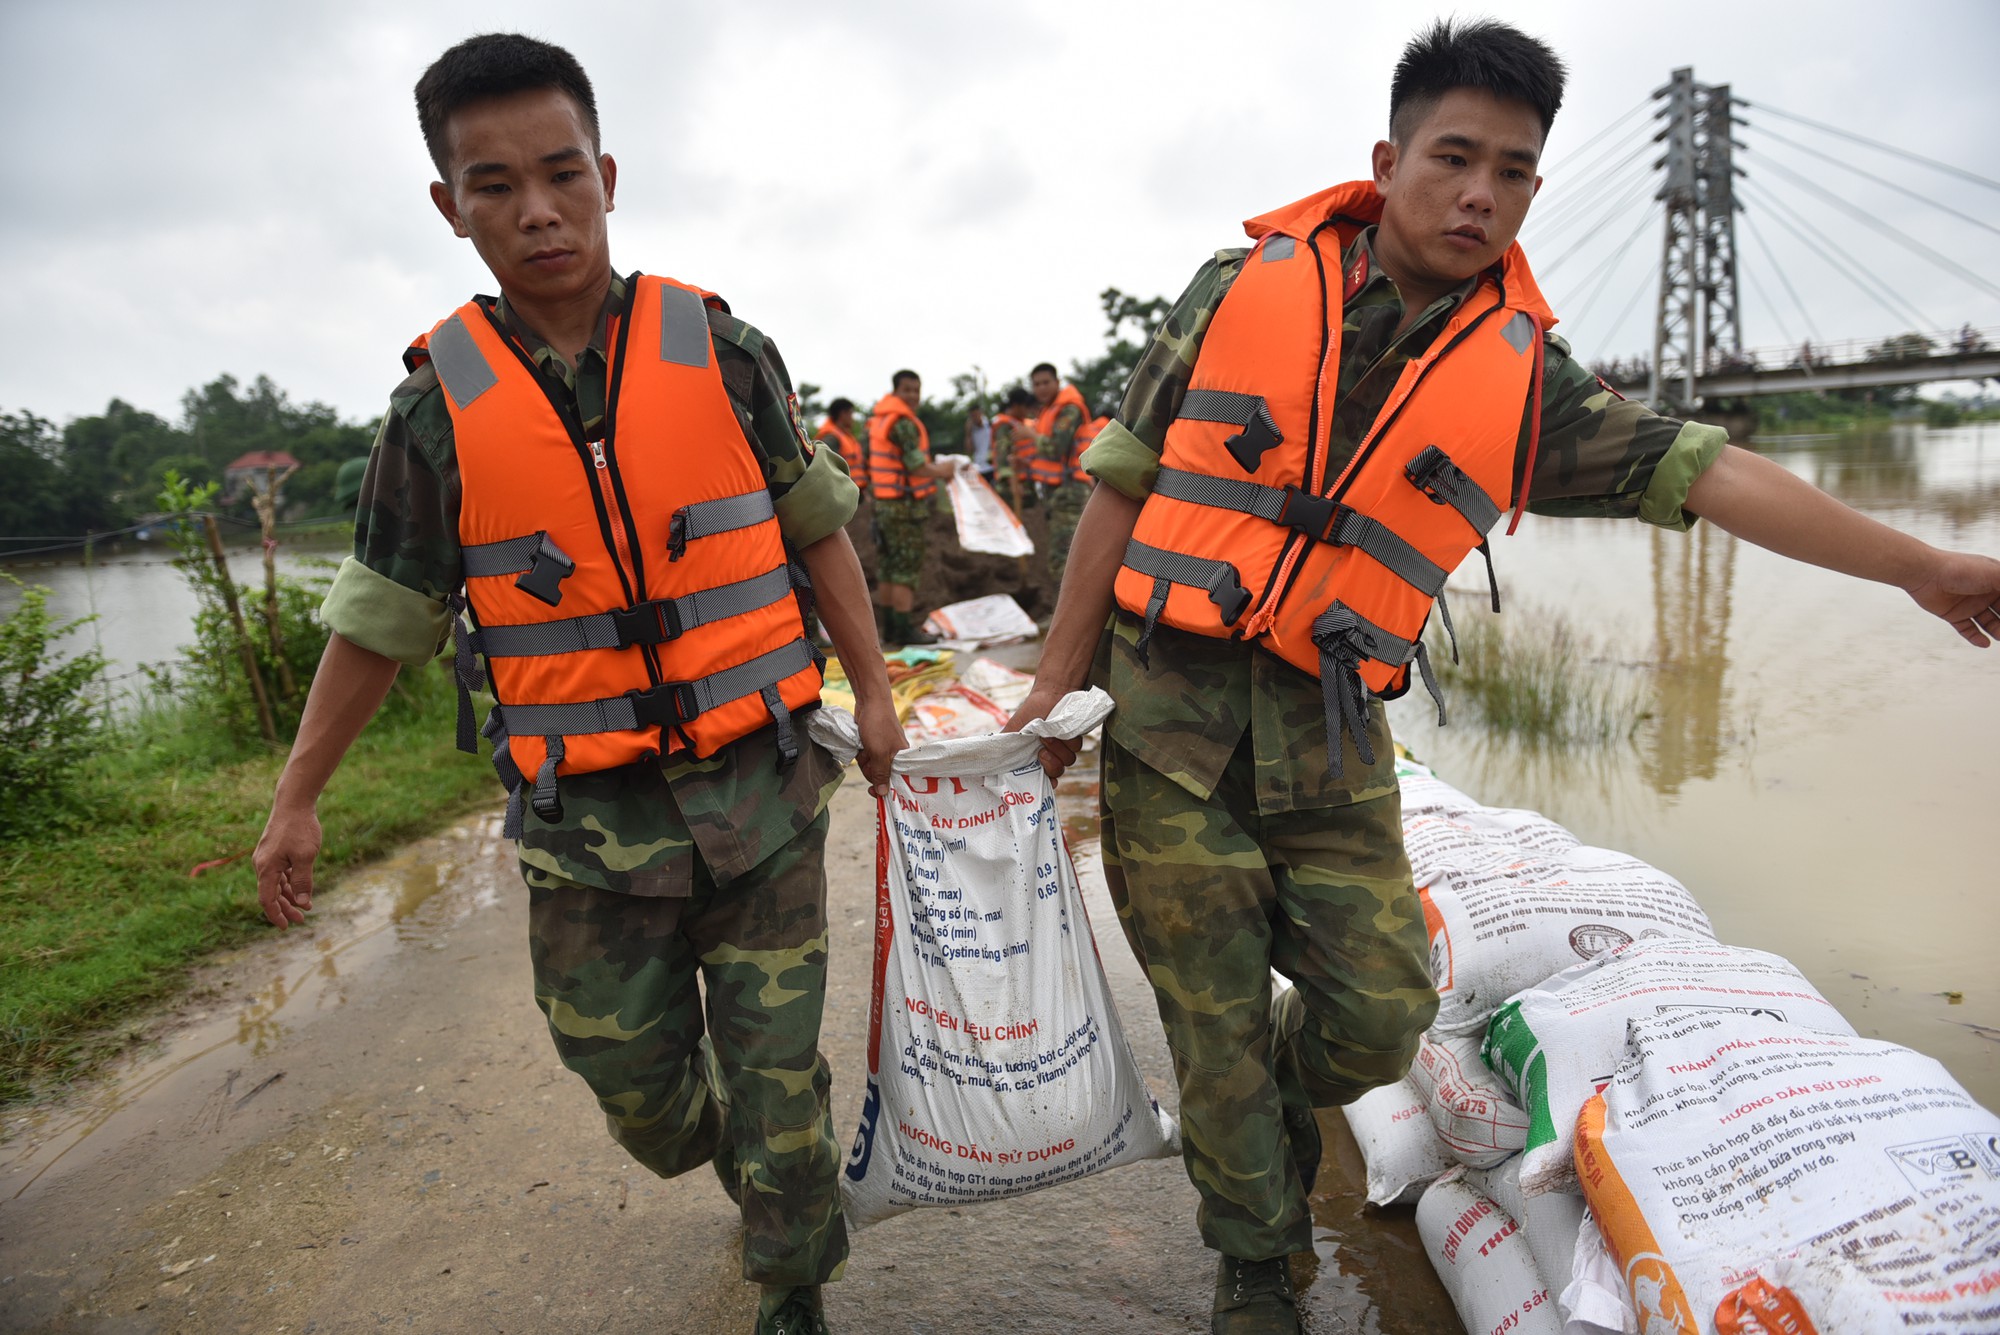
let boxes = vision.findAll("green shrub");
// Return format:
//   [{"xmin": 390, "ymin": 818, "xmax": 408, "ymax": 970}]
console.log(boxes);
[
  {"xmin": 0, "ymin": 575, "xmax": 109, "ymax": 839},
  {"xmin": 1436, "ymin": 600, "xmax": 1650, "ymax": 744}
]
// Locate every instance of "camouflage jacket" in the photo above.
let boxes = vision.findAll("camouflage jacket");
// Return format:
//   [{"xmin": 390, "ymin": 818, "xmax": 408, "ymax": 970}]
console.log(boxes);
[
  {"xmin": 889, "ymin": 416, "xmax": 926, "ymax": 473},
  {"xmin": 1082, "ymin": 227, "xmax": 1728, "ymax": 814},
  {"xmin": 322, "ymin": 273, "xmax": 856, "ymax": 894}
]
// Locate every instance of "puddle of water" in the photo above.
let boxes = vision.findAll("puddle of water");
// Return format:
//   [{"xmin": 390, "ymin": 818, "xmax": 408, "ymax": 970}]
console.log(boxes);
[{"xmin": 0, "ymin": 813, "xmax": 509, "ymax": 1208}]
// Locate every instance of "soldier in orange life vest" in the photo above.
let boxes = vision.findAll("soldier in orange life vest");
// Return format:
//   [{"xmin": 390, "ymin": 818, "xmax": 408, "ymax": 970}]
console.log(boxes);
[
  {"xmin": 991, "ymin": 386, "xmax": 1040, "ymax": 518},
  {"xmin": 815, "ymin": 397, "xmax": 866, "ymax": 494},
  {"xmin": 247, "ymin": 34, "xmax": 903, "ymax": 1335},
  {"xmin": 1004, "ymin": 20, "xmax": 2000, "ymax": 1334},
  {"xmin": 1027, "ymin": 362, "xmax": 1094, "ymax": 583},
  {"xmin": 864, "ymin": 369, "xmax": 956, "ymax": 645}
]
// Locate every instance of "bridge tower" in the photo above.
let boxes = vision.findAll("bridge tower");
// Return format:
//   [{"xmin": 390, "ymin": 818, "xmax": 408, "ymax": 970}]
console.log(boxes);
[{"xmin": 1648, "ymin": 69, "xmax": 1744, "ymax": 410}]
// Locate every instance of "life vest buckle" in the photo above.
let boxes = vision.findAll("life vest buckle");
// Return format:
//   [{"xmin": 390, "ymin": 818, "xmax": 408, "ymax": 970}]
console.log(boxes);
[
  {"xmin": 609, "ymin": 599, "xmax": 684, "ymax": 648},
  {"xmin": 624, "ymin": 681, "xmax": 702, "ymax": 730},
  {"xmin": 1223, "ymin": 413, "xmax": 1283, "ymax": 474},
  {"xmin": 1275, "ymin": 486, "xmax": 1345, "ymax": 544},
  {"xmin": 513, "ymin": 534, "xmax": 576, "ymax": 607},
  {"xmin": 1404, "ymin": 445, "xmax": 1453, "ymax": 503}
]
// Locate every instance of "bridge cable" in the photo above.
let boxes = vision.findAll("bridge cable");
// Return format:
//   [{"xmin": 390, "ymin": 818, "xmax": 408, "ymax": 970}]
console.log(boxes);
[
  {"xmin": 1743, "ymin": 122, "xmax": 2000, "ymax": 241},
  {"xmin": 1534, "ymin": 119, "xmax": 1658, "ymax": 217},
  {"xmin": 1735, "ymin": 98, "xmax": 2000, "ymax": 195},
  {"xmin": 1741, "ymin": 181, "xmax": 1938, "ymax": 330},
  {"xmin": 1747, "ymin": 152, "xmax": 2000, "ymax": 303},
  {"xmin": 1739, "ymin": 181, "xmax": 1938, "ymax": 331},
  {"xmin": 1563, "ymin": 203, "xmax": 1662, "ymax": 331},
  {"xmin": 1604, "ymin": 255, "xmax": 1664, "ymax": 356},
  {"xmin": 1740, "ymin": 262, "xmax": 1800, "ymax": 351},
  {"xmin": 1741, "ymin": 211, "xmax": 1825, "ymax": 344},
  {"xmin": 1528, "ymin": 140, "xmax": 1660, "ymax": 238},
  {"xmin": 1538, "ymin": 95, "xmax": 1654, "ymax": 179},
  {"xmin": 1532, "ymin": 170, "xmax": 1666, "ymax": 279},
  {"xmin": 1527, "ymin": 158, "xmax": 1659, "ymax": 249}
]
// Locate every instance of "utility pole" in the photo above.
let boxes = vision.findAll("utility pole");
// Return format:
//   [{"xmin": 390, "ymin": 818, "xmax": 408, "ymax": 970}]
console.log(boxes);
[{"xmin": 1649, "ymin": 67, "xmax": 1745, "ymax": 411}]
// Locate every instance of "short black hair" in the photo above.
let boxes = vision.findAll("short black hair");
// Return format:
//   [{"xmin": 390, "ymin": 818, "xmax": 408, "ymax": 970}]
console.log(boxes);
[
  {"xmin": 1030, "ymin": 362, "xmax": 1059, "ymax": 380},
  {"xmin": 1388, "ymin": 19, "xmax": 1566, "ymax": 145},
  {"xmin": 416, "ymin": 33, "xmax": 600, "ymax": 180},
  {"xmin": 1004, "ymin": 387, "xmax": 1035, "ymax": 410},
  {"xmin": 827, "ymin": 397, "xmax": 855, "ymax": 418},
  {"xmin": 891, "ymin": 369, "xmax": 920, "ymax": 390}
]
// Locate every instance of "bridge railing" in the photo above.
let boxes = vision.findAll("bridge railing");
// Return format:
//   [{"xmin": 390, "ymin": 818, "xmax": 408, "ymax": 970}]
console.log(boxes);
[{"xmin": 1597, "ymin": 325, "xmax": 2000, "ymax": 390}]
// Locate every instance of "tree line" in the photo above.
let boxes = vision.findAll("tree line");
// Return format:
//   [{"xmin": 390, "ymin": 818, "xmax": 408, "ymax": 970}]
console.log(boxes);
[{"xmin": 3, "ymin": 288, "xmax": 1176, "ymax": 550}]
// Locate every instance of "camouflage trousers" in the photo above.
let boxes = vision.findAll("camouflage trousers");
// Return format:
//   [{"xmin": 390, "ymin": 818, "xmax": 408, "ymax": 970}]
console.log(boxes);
[
  {"xmin": 526, "ymin": 809, "xmax": 847, "ymax": 1286},
  {"xmin": 1099, "ymin": 735, "xmax": 1437, "ymax": 1260},
  {"xmin": 1045, "ymin": 481, "xmax": 1089, "ymax": 586},
  {"xmin": 873, "ymin": 497, "xmax": 930, "ymax": 587}
]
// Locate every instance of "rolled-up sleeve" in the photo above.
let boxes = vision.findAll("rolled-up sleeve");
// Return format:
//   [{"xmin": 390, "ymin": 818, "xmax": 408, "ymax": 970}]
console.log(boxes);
[
  {"xmin": 1081, "ymin": 420, "xmax": 1162, "ymax": 501},
  {"xmin": 321, "ymin": 556, "xmax": 452, "ymax": 665}
]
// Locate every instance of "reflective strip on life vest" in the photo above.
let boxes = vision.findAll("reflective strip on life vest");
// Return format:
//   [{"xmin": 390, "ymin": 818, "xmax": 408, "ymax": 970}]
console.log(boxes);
[
  {"xmin": 668, "ymin": 489, "xmax": 776, "ymax": 561},
  {"xmin": 472, "ymin": 565, "xmax": 795, "ymax": 657},
  {"xmin": 1151, "ymin": 467, "xmax": 1448, "ymax": 598},
  {"xmin": 657, "ymin": 283, "xmax": 713, "ymax": 367},
  {"xmin": 494, "ymin": 637, "xmax": 816, "ymax": 737},
  {"xmin": 428, "ymin": 314, "xmax": 499, "ymax": 410}
]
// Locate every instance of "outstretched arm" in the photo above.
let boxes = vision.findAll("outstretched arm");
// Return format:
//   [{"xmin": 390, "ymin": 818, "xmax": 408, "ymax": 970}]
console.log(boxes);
[
  {"xmin": 1685, "ymin": 444, "xmax": 2000, "ymax": 646},
  {"xmin": 253, "ymin": 632, "xmax": 403, "ymax": 928}
]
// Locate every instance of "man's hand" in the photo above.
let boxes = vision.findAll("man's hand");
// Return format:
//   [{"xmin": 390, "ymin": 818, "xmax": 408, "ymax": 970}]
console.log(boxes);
[
  {"xmin": 254, "ymin": 804, "xmax": 322, "ymax": 929},
  {"xmin": 1004, "ymin": 684, "xmax": 1081, "ymax": 779},
  {"xmin": 918, "ymin": 458, "xmax": 960, "ymax": 480},
  {"xmin": 1904, "ymin": 549, "xmax": 2000, "ymax": 647},
  {"xmin": 855, "ymin": 695, "xmax": 908, "ymax": 798}
]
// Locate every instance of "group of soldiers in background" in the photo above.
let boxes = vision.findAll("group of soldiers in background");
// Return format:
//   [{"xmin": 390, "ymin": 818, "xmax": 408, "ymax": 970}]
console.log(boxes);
[{"xmin": 811, "ymin": 364, "xmax": 1109, "ymax": 646}]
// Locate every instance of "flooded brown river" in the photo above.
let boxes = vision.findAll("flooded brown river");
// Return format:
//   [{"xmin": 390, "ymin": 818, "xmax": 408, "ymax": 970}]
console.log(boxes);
[{"xmin": 1381, "ymin": 422, "xmax": 2000, "ymax": 1108}]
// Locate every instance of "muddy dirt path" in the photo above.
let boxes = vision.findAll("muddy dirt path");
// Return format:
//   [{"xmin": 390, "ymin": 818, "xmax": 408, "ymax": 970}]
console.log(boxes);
[{"xmin": 0, "ymin": 776, "xmax": 1457, "ymax": 1334}]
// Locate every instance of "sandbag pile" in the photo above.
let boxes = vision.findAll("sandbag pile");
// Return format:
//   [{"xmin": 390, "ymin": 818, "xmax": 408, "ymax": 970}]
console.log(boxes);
[{"xmin": 1345, "ymin": 759, "xmax": 2000, "ymax": 1335}]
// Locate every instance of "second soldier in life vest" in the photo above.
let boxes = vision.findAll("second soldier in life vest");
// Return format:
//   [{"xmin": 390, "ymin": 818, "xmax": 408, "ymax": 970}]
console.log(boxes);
[
  {"xmin": 1026, "ymin": 362, "xmax": 1094, "ymax": 585},
  {"xmin": 815, "ymin": 396, "xmax": 867, "ymax": 496},
  {"xmin": 247, "ymin": 34, "xmax": 904, "ymax": 1335},
  {"xmin": 1003, "ymin": 19, "xmax": 2000, "ymax": 1335},
  {"xmin": 864, "ymin": 369, "xmax": 957, "ymax": 645}
]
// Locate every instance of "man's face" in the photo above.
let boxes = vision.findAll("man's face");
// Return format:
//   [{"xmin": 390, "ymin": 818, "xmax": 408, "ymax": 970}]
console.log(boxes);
[
  {"xmin": 428, "ymin": 87, "xmax": 616, "ymax": 310},
  {"xmin": 1371, "ymin": 88, "xmax": 1543, "ymax": 293},
  {"xmin": 894, "ymin": 377, "xmax": 921, "ymax": 410},
  {"xmin": 1030, "ymin": 369, "xmax": 1059, "ymax": 406},
  {"xmin": 831, "ymin": 407, "xmax": 854, "ymax": 430}
]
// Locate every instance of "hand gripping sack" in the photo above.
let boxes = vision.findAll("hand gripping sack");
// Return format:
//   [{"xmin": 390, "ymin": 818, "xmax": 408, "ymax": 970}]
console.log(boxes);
[{"xmin": 824, "ymin": 690, "xmax": 1178, "ymax": 1228}]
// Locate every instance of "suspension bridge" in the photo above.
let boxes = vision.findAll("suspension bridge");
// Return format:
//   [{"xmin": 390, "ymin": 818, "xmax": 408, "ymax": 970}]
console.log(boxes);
[{"xmin": 1521, "ymin": 68, "xmax": 2000, "ymax": 413}]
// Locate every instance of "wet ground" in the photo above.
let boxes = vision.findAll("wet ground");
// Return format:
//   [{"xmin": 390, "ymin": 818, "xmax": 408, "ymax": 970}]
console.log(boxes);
[{"xmin": 0, "ymin": 772, "xmax": 1459, "ymax": 1334}]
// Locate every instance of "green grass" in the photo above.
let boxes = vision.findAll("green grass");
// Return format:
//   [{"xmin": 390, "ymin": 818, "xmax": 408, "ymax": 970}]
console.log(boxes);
[
  {"xmin": 1435, "ymin": 601, "xmax": 1651, "ymax": 743},
  {"xmin": 0, "ymin": 663, "xmax": 498, "ymax": 1107}
]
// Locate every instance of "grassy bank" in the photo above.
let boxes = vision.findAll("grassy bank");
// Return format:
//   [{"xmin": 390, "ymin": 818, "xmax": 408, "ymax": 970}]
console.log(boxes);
[{"xmin": 0, "ymin": 665, "xmax": 496, "ymax": 1107}]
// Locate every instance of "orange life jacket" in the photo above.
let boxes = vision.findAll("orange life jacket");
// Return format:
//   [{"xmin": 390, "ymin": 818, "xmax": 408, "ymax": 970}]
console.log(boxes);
[
  {"xmin": 1110, "ymin": 181, "xmax": 1555, "ymax": 775},
  {"xmin": 407, "ymin": 274, "xmax": 822, "ymax": 835},
  {"xmin": 816, "ymin": 417, "xmax": 867, "ymax": 490},
  {"xmin": 865, "ymin": 393, "xmax": 935, "ymax": 501},
  {"xmin": 1026, "ymin": 383, "xmax": 1092, "ymax": 487},
  {"xmin": 993, "ymin": 411, "xmax": 1036, "ymax": 479}
]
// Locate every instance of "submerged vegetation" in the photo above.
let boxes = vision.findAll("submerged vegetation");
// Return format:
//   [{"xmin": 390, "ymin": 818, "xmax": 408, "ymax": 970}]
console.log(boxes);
[{"xmin": 1434, "ymin": 600, "xmax": 1652, "ymax": 744}]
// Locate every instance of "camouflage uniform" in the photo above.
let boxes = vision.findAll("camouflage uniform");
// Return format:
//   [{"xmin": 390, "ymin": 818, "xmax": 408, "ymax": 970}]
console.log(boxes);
[
  {"xmin": 1080, "ymin": 227, "xmax": 1728, "ymax": 1261},
  {"xmin": 1036, "ymin": 400, "xmax": 1089, "ymax": 585},
  {"xmin": 872, "ymin": 417, "xmax": 931, "ymax": 587},
  {"xmin": 322, "ymin": 274, "xmax": 858, "ymax": 1283}
]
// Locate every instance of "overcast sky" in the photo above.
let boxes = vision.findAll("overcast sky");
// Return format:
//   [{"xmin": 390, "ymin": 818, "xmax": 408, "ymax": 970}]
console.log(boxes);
[{"xmin": 7, "ymin": 0, "xmax": 1998, "ymax": 429}]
